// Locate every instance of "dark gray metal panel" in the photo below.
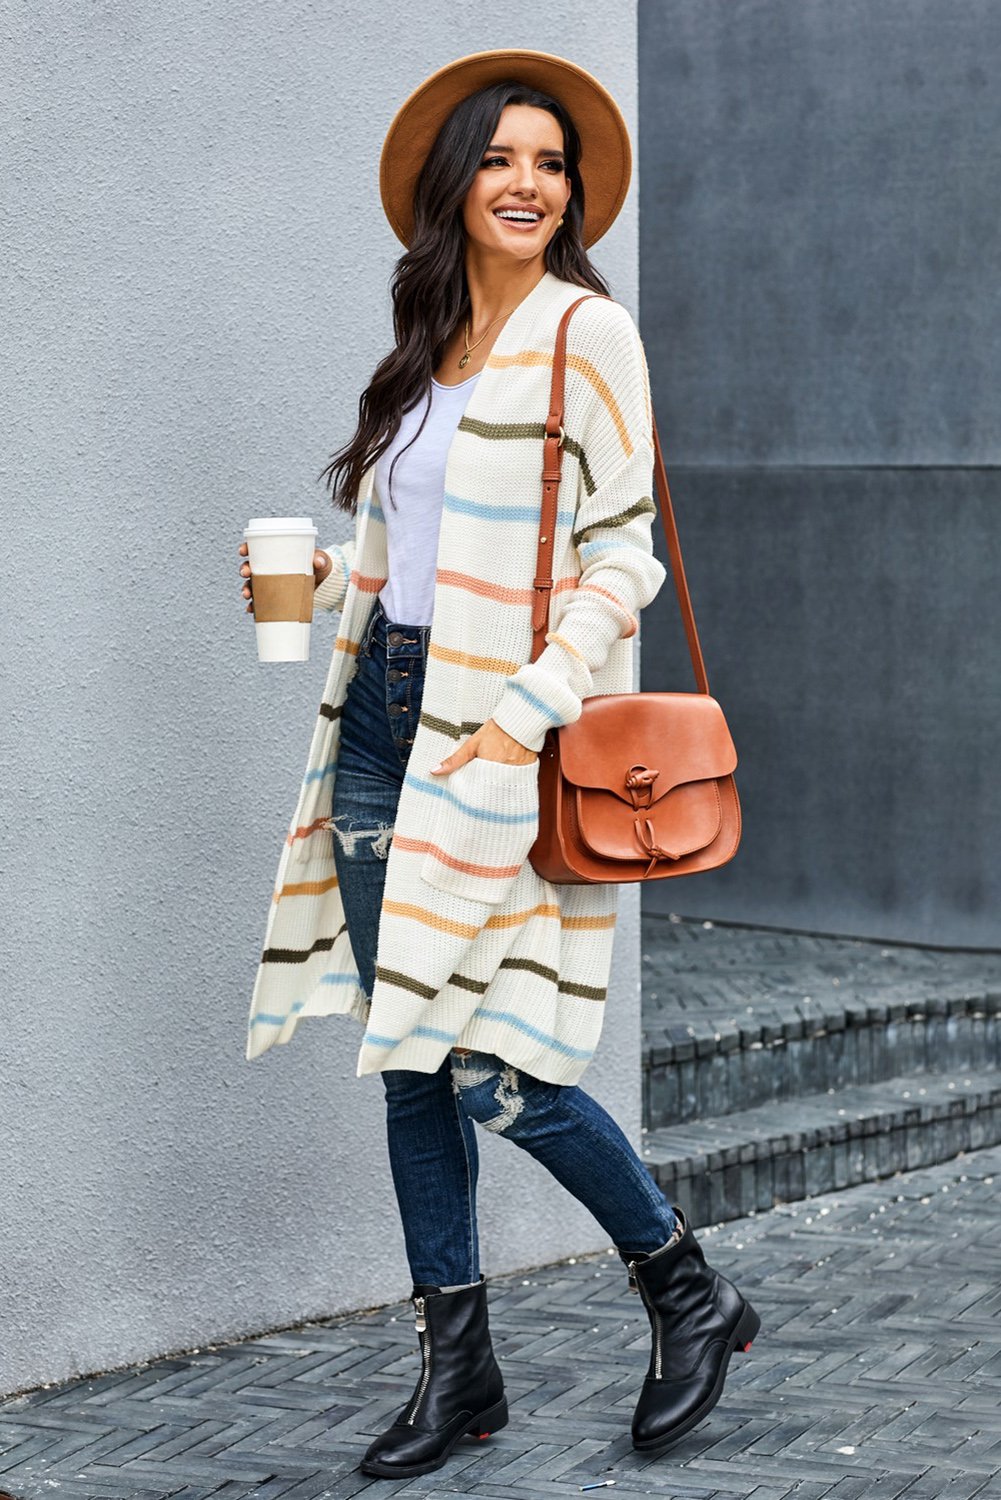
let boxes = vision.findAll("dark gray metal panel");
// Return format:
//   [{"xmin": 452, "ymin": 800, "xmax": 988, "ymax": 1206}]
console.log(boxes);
[
  {"xmin": 639, "ymin": 0, "xmax": 1001, "ymax": 465},
  {"xmin": 639, "ymin": 467, "xmax": 1001, "ymax": 946}
]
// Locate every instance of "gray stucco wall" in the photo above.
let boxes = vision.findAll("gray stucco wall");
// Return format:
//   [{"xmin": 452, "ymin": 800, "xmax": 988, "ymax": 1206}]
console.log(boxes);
[
  {"xmin": 638, "ymin": 0, "xmax": 1000, "ymax": 944},
  {"xmin": 2, "ymin": 4, "xmax": 642, "ymax": 1396}
]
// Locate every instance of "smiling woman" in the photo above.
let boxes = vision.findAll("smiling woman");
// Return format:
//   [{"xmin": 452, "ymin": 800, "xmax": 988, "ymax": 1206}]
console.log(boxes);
[
  {"xmin": 242, "ymin": 46, "xmax": 759, "ymax": 1482},
  {"xmin": 475, "ymin": 135, "xmax": 568, "ymax": 227}
]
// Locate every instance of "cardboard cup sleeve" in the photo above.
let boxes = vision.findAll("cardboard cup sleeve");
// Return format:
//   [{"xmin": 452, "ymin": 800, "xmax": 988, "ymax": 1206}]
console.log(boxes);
[{"xmin": 251, "ymin": 572, "xmax": 315, "ymax": 624}]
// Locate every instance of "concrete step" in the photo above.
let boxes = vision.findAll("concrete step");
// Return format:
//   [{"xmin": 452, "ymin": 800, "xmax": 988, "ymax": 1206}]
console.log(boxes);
[
  {"xmin": 640, "ymin": 1067, "xmax": 1001, "ymax": 1230},
  {"xmin": 640, "ymin": 914, "xmax": 1001, "ymax": 1128},
  {"xmin": 643, "ymin": 981, "xmax": 1001, "ymax": 1129}
]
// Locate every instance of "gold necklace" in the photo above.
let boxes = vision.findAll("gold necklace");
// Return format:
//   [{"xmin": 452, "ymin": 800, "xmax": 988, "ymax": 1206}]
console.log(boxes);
[{"xmin": 459, "ymin": 307, "xmax": 515, "ymax": 368}]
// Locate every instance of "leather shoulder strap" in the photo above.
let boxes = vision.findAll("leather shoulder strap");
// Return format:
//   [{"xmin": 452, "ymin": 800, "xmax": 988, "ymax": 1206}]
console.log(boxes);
[{"xmin": 531, "ymin": 294, "xmax": 710, "ymax": 696}]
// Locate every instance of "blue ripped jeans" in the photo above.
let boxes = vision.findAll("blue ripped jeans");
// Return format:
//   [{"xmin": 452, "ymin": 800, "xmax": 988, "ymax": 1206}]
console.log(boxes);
[{"xmin": 331, "ymin": 595, "xmax": 680, "ymax": 1286}]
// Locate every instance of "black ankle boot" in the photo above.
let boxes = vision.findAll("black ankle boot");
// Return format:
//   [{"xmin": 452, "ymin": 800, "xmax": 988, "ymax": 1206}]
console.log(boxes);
[
  {"xmin": 358, "ymin": 1275, "xmax": 508, "ymax": 1478},
  {"xmin": 618, "ymin": 1204, "xmax": 760, "ymax": 1453}
]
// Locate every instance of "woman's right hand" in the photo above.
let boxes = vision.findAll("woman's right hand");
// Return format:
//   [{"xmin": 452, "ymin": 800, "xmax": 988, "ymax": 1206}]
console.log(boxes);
[{"xmin": 238, "ymin": 542, "xmax": 333, "ymax": 614}]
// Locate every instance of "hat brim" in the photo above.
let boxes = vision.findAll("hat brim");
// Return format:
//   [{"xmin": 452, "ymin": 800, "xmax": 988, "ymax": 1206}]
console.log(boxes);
[{"xmin": 379, "ymin": 48, "xmax": 632, "ymax": 251}]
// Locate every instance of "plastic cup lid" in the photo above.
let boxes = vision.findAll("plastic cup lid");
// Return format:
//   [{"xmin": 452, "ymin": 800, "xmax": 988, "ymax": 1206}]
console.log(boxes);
[{"xmin": 245, "ymin": 517, "xmax": 317, "ymax": 534}]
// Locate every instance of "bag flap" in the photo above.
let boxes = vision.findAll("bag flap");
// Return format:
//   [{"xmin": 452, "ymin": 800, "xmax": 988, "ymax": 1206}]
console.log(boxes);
[
  {"xmin": 574, "ymin": 778, "xmax": 723, "ymax": 861},
  {"xmin": 559, "ymin": 693, "xmax": 737, "ymax": 799}
]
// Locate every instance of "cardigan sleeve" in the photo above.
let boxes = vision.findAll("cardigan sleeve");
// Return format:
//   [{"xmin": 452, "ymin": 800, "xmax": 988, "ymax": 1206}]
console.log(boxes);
[
  {"xmin": 312, "ymin": 538, "xmax": 356, "ymax": 613},
  {"xmin": 486, "ymin": 301, "xmax": 668, "ymax": 753}
]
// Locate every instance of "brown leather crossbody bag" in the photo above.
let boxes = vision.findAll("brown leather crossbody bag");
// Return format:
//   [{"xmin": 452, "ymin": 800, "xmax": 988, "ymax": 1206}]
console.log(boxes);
[{"xmin": 527, "ymin": 294, "xmax": 742, "ymax": 885}]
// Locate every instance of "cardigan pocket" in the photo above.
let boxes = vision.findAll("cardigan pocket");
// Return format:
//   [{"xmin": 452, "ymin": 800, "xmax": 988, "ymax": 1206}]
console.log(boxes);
[{"xmin": 419, "ymin": 754, "xmax": 540, "ymax": 905}]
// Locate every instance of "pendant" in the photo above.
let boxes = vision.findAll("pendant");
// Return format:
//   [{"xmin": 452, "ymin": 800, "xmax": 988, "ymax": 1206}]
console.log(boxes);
[{"xmin": 458, "ymin": 352, "xmax": 470, "ymax": 368}]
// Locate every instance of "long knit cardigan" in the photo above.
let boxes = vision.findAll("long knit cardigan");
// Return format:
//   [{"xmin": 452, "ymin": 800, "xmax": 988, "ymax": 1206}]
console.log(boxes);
[{"xmin": 245, "ymin": 269, "xmax": 667, "ymax": 1086}]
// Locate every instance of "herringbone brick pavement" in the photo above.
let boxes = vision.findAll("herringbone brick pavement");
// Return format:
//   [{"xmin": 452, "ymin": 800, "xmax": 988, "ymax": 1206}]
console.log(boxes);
[{"xmin": 2, "ymin": 1143, "xmax": 999, "ymax": 1500}]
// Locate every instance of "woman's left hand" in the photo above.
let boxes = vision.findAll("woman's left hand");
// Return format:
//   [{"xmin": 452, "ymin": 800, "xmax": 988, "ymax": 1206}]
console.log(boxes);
[{"xmin": 430, "ymin": 719, "xmax": 538, "ymax": 774}]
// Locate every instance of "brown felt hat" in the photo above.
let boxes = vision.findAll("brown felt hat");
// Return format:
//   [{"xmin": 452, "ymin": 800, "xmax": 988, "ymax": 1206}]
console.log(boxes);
[{"xmin": 379, "ymin": 48, "xmax": 632, "ymax": 250}]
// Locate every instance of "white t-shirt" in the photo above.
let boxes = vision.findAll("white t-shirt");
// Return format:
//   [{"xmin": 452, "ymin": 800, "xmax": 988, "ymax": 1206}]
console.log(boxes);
[{"xmin": 376, "ymin": 370, "xmax": 481, "ymax": 626}]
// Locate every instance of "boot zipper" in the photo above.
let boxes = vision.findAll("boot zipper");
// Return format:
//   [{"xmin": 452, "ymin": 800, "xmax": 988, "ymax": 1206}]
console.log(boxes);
[
  {"xmin": 407, "ymin": 1296, "xmax": 431, "ymax": 1425},
  {"xmin": 628, "ymin": 1261, "xmax": 662, "ymax": 1379}
]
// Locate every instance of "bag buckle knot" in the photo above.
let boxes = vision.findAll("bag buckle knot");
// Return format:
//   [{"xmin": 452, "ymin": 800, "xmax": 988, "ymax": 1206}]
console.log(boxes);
[{"xmin": 625, "ymin": 764, "xmax": 659, "ymax": 810}]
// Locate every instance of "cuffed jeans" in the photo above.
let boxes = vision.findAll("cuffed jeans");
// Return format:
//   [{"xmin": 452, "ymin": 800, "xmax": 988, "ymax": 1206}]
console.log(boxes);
[{"xmin": 331, "ymin": 595, "xmax": 680, "ymax": 1286}]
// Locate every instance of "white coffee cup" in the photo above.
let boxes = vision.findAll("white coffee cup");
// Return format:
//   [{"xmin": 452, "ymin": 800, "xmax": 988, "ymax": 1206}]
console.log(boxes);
[{"xmin": 244, "ymin": 517, "xmax": 318, "ymax": 662}]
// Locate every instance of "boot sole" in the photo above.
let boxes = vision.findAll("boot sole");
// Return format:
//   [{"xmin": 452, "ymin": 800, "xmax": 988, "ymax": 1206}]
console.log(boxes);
[
  {"xmin": 358, "ymin": 1395, "xmax": 509, "ymax": 1478},
  {"xmin": 632, "ymin": 1299, "xmax": 761, "ymax": 1454}
]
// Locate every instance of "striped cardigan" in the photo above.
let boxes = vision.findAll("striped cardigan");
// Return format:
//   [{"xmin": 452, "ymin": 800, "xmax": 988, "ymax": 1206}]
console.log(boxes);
[{"xmin": 245, "ymin": 269, "xmax": 667, "ymax": 1086}]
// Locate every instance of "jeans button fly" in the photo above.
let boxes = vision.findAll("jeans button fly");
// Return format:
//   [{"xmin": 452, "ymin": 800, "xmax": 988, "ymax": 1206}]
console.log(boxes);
[
  {"xmin": 387, "ymin": 668, "xmax": 402, "ymax": 682},
  {"xmin": 388, "ymin": 630, "xmax": 404, "ymax": 645},
  {"xmin": 388, "ymin": 702, "xmax": 406, "ymax": 716}
]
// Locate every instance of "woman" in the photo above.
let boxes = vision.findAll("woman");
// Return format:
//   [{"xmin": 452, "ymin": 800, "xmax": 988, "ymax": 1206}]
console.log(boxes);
[{"xmin": 237, "ymin": 49, "xmax": 759, "ymax": 1480}]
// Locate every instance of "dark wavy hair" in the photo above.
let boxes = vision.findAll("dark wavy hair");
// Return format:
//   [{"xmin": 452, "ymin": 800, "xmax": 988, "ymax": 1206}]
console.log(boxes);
[{"xmin": 317, "ymin": 81, "xmax": 613, "ymax": 516}]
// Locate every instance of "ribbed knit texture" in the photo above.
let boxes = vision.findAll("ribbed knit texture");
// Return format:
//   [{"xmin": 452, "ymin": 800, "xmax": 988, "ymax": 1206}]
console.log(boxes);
[{"xmin": 246, "ymin": 271, "xmax": 667, "ymax": 1085}]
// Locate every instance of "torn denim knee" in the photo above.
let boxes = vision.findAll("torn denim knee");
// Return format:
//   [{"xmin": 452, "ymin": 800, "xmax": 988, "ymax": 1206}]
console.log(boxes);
[
  {"xmin": 330, "ymin": 812, "xmax": 394, "ymax": 860},
  {"xmin": 486, "ymin": 1065, "xmax": 525, "ymax": 1133},
  {"xmin": 451, "ymin": 1055, "xmax": 525, "ymax": 1133}
]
